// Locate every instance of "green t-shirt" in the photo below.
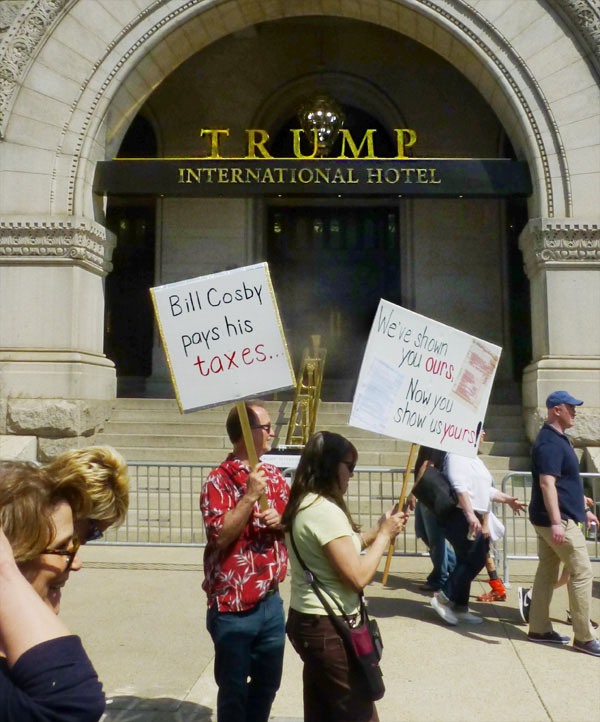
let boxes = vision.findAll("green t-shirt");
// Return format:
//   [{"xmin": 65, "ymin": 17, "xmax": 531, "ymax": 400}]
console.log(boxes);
[{"xmin": 286, "ymin": 493, "xmax": 360, "ymax": 616}]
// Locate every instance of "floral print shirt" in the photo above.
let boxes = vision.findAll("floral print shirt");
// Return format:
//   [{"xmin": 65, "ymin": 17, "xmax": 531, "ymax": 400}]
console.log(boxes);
[{"xmin": 200, "ymin": 455, "xmax": 289, "ymax": 612}]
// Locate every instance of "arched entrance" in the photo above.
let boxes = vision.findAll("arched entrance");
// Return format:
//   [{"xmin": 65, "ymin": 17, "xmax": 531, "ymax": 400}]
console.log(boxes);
[
  {"xmin": 99, "ymin": 16, "xmax": 534, "ymax": 400},
  {"xmin": 1, "ymin": 0, "xmax": 597, "ymax": 447}
]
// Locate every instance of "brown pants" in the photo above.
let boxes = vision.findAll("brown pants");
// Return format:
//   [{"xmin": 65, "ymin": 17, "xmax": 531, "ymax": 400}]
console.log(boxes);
[{"xmin": 286, "ymin": 608, "xmax": 379, "ymax": 722}]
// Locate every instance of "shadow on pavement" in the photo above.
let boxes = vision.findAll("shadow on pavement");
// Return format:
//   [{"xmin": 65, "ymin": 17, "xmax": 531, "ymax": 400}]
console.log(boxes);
[{"xmin": 102, "ymin": 696, "xmax": 212, "ymax": 722}]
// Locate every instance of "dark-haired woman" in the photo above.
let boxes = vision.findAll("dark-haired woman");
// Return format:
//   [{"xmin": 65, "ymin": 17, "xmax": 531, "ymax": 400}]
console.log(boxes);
[{"xmin": 281, "ymin": 431, "xmax": 407, "ymax": 722}]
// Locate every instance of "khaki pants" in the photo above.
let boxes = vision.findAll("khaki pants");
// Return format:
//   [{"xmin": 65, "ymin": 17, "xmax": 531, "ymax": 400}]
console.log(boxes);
[{"xmin": 529, "ymin": 520, "xmax": 595, "ymax": 643}]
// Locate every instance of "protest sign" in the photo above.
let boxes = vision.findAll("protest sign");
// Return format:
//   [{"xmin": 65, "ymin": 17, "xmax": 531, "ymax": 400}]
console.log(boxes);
[
  {"xmin": 350, "ymin": 301, "xmax": 501, "ymax": 458},
  {"xmin": 151, "ymin": 263, "xmax": 295, "ymax": 413}
]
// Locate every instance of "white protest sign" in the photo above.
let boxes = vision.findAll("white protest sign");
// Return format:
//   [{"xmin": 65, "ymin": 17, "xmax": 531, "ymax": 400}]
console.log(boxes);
[
  {"xmin": 350, "ymin": 300, "xmax": 502, "ymax": 457},
  {"xmin": 151, "ymin": 263, "xmax": 295, "ymax": 412}
]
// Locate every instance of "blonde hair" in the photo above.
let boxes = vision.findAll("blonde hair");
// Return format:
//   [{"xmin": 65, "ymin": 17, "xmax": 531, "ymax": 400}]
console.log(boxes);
[
  {"xmin": 45, "ymin": 446, "xmax": 129, "ymax": 527},
  {"xmin": 0, "ymin": 460, "xmax": 90, "ymax": 562}
]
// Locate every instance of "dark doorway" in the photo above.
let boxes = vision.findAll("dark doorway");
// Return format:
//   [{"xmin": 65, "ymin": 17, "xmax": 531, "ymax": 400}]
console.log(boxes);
[
  {"xmin": 104, "ymin": 114, "xmax": 157, "ymax": 391},
  {"xmin": 104, "ymin": 205, "xmax": 155, "ymax": 380},
  {"xmin": 267, "ymin": 205, "xmax": 400, "ymax": 399}
]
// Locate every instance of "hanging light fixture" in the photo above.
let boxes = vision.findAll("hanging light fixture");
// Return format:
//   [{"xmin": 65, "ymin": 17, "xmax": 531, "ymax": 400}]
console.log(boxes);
[{"xmin": 297, "ymin": 94, "xmax": 345, "ymax": 157}]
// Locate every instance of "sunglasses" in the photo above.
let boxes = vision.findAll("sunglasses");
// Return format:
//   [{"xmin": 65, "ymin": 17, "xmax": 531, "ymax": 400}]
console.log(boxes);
[
  {"xmin": 251, "ymin": 423, "xmax": 272, "ymax": 433},
  {"xmin": 341, "ymin": 460, "xmax": 356, "ymax": 473},
  {"xmin": 41, "ymin": 537, "xmax": 81, "ymax": 571}
]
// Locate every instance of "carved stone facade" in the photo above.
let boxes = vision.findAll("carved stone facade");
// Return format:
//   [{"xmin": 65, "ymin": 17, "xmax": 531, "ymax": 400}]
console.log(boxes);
[
  {"xmin": 552, "ymin": 0, "xmax": 600, "ymax": 75},
  {"xmin": 520, "ymin": 219, "xmax": 600, "ymax": 275},
  {"xmin": 0, "ymin": 0, "xmax": 68, "ymax": 136},
  {"xmin": 0, "ymin": 217, "xmax": 115, "ymax": 276}
]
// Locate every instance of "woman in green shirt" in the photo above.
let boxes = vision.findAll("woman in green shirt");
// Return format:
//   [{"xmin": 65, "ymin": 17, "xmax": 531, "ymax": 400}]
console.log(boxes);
[{"xmin": 282, "ymin": 431, "xmax": 406, "ymax": 722}]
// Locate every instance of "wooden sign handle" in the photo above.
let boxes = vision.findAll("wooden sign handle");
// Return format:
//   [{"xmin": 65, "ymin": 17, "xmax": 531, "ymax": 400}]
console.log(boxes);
[
  {"xmin": 237, "ymin": 401, "xmax": 269, "ymax": 511},
  {"xmin": 382, "ymin": 442, "xmax": 418, "ymax": 585}
]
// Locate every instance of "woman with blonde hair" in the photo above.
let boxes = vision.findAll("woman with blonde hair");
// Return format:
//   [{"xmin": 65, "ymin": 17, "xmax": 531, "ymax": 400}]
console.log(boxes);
[
  {"xmin": 0, "ymin": 460, "xmax": 105, "ymax": 720},
  {"xmin": 44, "ymin": 445, "xmax": 129, "ymax": 543}
]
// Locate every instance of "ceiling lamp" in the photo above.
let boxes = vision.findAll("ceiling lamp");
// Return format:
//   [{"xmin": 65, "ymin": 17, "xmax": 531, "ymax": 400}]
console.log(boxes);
[{"xmin": 297, "ymin": 94, "xmax": 345, "ymax": 157}]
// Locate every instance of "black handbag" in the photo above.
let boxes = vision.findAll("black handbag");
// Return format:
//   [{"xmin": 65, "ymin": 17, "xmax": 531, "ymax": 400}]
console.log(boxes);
[
  {"xmin": 290, "ymin": 526, "xmax": 385, "ymax": 701},
  {"xmin": 412, "ymin": 464, "xmax": 458, "ymax": 521}
]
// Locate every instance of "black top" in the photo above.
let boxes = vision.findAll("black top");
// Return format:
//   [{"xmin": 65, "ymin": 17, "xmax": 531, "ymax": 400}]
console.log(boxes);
[
  {"xmin": 529, "ymin": 423, "xmax": 586, "ymax": 526},
  {"xmin": 0, "ymin": 635, "xmax": 105, "ymax": 722}
]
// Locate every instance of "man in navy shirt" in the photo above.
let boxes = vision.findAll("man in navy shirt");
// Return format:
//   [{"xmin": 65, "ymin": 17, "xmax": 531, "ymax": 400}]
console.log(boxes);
[{"xmin": 527, "ymin": 390, "xmax": 599, "ymax": 656}]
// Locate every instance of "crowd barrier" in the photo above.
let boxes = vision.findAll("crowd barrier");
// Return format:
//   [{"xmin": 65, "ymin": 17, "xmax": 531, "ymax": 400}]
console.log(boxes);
[
  {"xmin": 499, "ymin": 471, "xmax": 599, "ymax": 586},
  {"xmin": 96, "ymin": 463, "xmax": 600, "ymax": 583},
  {"xmin": 96, "ymin": 462, "xmax": 425, "ymax": 551}
]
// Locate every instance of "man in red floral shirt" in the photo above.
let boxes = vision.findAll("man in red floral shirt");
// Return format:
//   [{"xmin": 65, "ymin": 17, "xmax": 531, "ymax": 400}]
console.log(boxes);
[{"xmin": 201, "ymin": 401, "xmax": 289, "ymax": 722}]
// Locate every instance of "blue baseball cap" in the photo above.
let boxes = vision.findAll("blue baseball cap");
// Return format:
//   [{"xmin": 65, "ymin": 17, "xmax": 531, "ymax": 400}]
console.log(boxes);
[{"xmin": 545, "ymin": 390, "xmax": 583, "ymax": 408}]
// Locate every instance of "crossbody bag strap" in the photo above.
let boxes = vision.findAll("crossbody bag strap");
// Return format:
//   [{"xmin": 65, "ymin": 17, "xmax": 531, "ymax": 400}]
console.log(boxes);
[{"xmin": 290, "ymin": 522, "xmax": 365, "ymax": 625}]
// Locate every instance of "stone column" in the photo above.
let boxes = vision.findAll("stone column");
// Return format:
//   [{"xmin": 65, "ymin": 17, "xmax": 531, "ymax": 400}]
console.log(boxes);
[
  {"xmin": 0, "ymin": 216, "xmax": 117, "ymax": 459},
  {"xmin": 519, "ymin": 218, "xmax": 600, "ymax": 447}
]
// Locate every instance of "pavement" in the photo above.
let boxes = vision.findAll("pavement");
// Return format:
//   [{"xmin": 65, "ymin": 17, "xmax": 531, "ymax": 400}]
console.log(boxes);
[{"xmin": 60, "ymin": 545, "xmax": 600, "ymax": 722}]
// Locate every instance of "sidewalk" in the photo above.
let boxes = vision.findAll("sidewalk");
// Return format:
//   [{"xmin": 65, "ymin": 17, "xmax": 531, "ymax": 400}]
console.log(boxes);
[{"xmin": 61, "ymin": 545, "xmax": 600, "ymax": 722}]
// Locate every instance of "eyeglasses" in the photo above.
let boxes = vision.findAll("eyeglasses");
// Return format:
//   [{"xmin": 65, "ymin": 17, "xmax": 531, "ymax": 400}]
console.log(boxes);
[
  {"xmin": 341, "ymin": 460, "xmax": 356, "ymax": 473},
  {"xmin": 251, "ymin": 423, "xmax": 272, "ymax": 433},
  {"xmin": 85, "ymin": 519, "xmax": 104, "ymax": 543},
  {"xmin": 41, "ymin": 537, "xmax": 81, "ymax": 571}
]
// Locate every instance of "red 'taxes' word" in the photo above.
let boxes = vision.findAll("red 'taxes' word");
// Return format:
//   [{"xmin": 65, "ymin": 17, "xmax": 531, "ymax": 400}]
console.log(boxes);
[{"xmin": 193, "ymin": 344, "xmax": 266, "ymax": 376}]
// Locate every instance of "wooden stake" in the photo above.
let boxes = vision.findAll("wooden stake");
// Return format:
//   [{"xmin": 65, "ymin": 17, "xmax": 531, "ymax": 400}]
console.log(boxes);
[
  {"xmin": 237, "ymin": 400, "xmax": 269, "ymax": 511},
  {"xmin": 382, "ymin": 442, "xmax": 418, "ymax": 585}
]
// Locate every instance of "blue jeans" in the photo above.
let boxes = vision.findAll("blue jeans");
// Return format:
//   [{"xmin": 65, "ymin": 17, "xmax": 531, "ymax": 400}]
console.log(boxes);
[
  {"xmin": 441, "ymin": 508, "xmax": 489, "ymax": 607},
  {"xmin": 207, "ymin": 591, "xmax": 286, "ymax": 722},
  {"xmin": 415, "ymin": 502, "xmax": 456, "ymax": 589}
]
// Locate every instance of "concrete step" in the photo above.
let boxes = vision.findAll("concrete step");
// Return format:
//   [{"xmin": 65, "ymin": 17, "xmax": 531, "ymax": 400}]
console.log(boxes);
[
  {"xmin": 97, "ymin": 433, "xmax": 230, "ymax": 450},
  {"xmin": 102, "ymin": 397, "xmax": 531, "ymax": 475}
]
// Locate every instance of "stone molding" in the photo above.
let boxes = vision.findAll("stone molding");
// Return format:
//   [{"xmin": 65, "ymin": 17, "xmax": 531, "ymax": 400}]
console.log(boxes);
[
  {"xmin": 519, "ymin": 218, "xmax": 600, "ymax": 275},
  {"xmin": 0, "ymin": 216, "xmax": 115, "ymax": 275}
]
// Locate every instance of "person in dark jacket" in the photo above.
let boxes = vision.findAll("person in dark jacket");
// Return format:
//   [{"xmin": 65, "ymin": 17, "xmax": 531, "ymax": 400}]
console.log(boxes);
[
  {"xmin": 527, "ymin": 391, "xmax": 599, "ymax": 656},
  {"xmin": 0, "ymin": 460, "xmax": 105, "ymax": 722}
]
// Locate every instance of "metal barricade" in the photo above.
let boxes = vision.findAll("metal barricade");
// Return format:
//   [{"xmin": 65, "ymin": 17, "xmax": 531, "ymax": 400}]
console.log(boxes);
[
  {"xmin": 94, "ymin": 462, "xmax": 428, "ymax": 555},
  {"xmin": 499, "ymin": 471, "xmax": 600, "ymax": 586},
  {"xmin": 97, "ymin": 462, "xmax": 214, "ymax": 546}
]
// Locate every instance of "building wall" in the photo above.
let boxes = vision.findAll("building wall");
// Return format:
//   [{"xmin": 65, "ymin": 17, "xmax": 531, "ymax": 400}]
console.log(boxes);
[{"xmin": 0, "ymin": 0, "xmax": 598, "ymax": 454}]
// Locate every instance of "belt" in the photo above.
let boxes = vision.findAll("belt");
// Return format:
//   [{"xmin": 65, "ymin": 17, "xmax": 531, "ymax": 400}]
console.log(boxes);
[{"xmin": 265, "ymin": 584, "xmax": 279, "ymax": 597}]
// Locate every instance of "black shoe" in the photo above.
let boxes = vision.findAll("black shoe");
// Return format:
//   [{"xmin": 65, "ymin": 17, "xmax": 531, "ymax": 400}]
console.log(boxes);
[
  {"xmin": 566, "ymin": 610, "xmax": 599, "ymax": 630},
  {"xmin": 527, "ymin": 631, "xmax": 570, "ymax": 645},
  {"xmin": 420, "ymin": 582, "xmax": 439, "ymax": 592},
  {"xmin": 518, "ymin": 587, "xmax": 531, "ymax": 624},
  {"xmin": 573, "ymin": 639, "xmax": 600, "ymax": 657}
]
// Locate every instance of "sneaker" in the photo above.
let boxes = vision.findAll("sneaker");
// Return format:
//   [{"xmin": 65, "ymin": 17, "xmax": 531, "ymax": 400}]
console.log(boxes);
[
  {"xmin": 431, "ymin": 593, "xmax": 458, "ymax": 626},
  {"xmin": 566, "ymin": 610, "xmax": 599, "ymax": 630},
  {"xmin": 527, "ymin": 631, "xmax": 570, "ymax": 645},
  {"xmin": 454, "ymin": 609, "xmax": 483, "ymax": 624},
  {"xmin": 518, "ymin": 587, "xmax": 531, "ymax": 624},
  {"xmin": 573, "ymin": 639, "xmax": 600, "ymax": 657}
]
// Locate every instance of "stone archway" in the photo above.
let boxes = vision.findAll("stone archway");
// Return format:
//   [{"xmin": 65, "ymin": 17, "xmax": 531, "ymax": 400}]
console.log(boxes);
[{"xmin": 0, "ymin": 0, "xmax": 598, "ymax": 452}]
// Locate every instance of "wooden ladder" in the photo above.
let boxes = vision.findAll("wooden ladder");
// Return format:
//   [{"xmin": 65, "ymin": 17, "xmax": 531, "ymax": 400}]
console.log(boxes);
[{"xmin": 285, "ymin": 338, "xmax": 327, "ymax": 447}]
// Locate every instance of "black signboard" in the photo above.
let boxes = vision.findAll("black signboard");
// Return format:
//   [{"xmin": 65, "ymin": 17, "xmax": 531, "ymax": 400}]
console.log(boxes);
[{"xmin": 94, "ymin": 158, "xmax": 531, "ymax": 198}]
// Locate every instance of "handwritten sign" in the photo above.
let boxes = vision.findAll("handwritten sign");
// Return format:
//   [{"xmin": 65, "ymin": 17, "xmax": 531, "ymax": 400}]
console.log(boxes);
[
  {"xmin": 350, "ymin": 301, "xmax": 501, "ymax": 457},
  {"xmin": 151, "ymin": 263, "xmax": 295, "ymax": 412}
]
